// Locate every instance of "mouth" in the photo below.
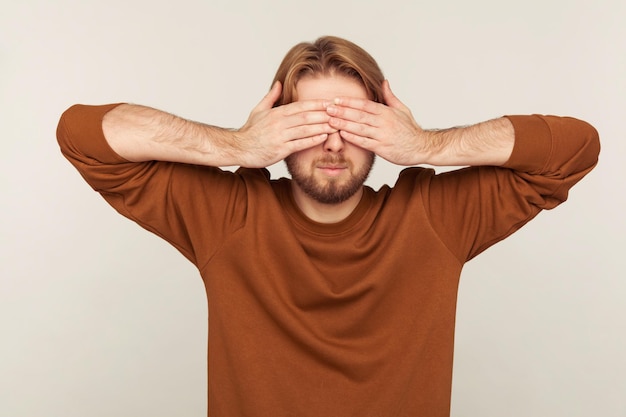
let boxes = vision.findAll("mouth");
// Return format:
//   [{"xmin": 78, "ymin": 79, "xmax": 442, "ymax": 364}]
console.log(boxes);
[
  {"xmin": 316, "ymin": 164, "xmax": 348, "ymax": 176},
  {"xmin": 318, "ymin": 164, "xmax": 346, "ymax": 169}
]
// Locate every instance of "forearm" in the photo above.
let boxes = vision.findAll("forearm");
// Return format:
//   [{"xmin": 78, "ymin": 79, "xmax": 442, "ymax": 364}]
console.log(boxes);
[
  {"xmin": 103, "ymin": 104, "xmax": 241, "ymax": 166},
  {"xmin": 327, "ymin": 88, "xmax": 515, "ymax": 167},
  {"xmin": 423, "ymin": 117, "xmax": 515, "ymax": 167}
]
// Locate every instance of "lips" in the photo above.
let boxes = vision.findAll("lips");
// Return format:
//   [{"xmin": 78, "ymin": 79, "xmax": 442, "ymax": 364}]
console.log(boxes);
[
  {"xmin": 316, "ymin": 164, "xmax": 348, "ymax": 178},
  {"xmin": 314, "ymin": 156, "xmax": 350, "ymax": 177},
  {"xmin": 317, "ymin": 164, "xmax": 347, "ymax": 169}
]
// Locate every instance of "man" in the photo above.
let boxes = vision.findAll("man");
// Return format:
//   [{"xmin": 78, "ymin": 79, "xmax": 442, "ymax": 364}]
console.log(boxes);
[{"xmin": 57, "ymin": 36, "xmax": 600, "ymax": 416}]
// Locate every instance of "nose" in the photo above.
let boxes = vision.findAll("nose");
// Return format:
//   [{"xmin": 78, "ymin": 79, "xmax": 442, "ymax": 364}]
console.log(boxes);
[{"xmin": 324, "ymin": 131, "xmax": 344, "ymax": 153}]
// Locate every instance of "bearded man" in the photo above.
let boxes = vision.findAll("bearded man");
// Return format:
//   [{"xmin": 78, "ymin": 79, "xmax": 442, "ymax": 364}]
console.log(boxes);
[{"xmin": 57, "ymin": 35, "xmax": 600, "ymax": 417}]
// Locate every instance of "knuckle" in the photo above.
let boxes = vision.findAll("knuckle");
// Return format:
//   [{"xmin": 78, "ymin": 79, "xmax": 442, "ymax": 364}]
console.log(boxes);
[
  {"xmin": 296, "ymin": 125, "xmax": 311, "ymax": 138},
  {"xmin": 332, "ymin": 117, "xmax": 345, "ymax": 128},
  {"xmin": 301, "ymin": 112, "xmax": 315, "ymax": 124}
]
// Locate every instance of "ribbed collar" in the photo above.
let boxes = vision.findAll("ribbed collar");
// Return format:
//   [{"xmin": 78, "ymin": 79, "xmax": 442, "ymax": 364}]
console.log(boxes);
[{"xmin": 272, "ymin": 178, "xmax": 374, "ymax": 236}]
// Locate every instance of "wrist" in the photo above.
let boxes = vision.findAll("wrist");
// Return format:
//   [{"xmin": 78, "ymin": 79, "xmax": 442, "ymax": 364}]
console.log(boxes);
[{"xmin": 418, "ymin": 129, "xmax": 454, "ymax": 166}]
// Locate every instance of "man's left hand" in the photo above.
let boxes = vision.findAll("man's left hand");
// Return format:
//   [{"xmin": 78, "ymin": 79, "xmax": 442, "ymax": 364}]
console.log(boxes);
[{"xmin": 326, "ymin": 80, "xmax": 428, "ymax": 166}]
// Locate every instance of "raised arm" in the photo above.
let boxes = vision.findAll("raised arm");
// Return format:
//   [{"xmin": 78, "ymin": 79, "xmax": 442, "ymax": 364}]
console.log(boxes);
[
  {"xmin": 99, "ymin": 81, "xmax": 335, "ymax": 168},
  {"xmin": 56, "ymin": 82, "xmax": 339, "ymax": 266},
  {"xmin": 326, "ymin": 79, "xmax": 516, "ymax": 167},
  {"xmin": 331, "ymin": 80, "xmax": 599, "ymax": 262}
]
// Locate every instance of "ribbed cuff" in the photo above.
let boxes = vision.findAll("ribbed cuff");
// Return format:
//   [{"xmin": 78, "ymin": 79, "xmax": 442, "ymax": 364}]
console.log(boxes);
[
  {"xmin": 58, "ymin": 103, "xmax": 128, "ymax": 164},
  {"xmin": 502, "ymin": 115, "xmax": 553, "ymax": 173}
]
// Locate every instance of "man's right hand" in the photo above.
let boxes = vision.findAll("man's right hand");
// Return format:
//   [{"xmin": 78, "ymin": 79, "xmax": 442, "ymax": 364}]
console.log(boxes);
[
  {"xmin": 102, "ymin": 81, "xmax": 334, "ymax": 167},
  {"xmin": 233, "ymin": 81, "xmax": 335, "ymax": 167}
]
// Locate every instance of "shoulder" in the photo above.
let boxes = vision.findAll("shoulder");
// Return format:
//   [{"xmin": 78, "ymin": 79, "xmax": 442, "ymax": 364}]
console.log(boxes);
[
  {"xmin": 368, "ymin": 167, "xmax": 435, "ymax": 207},
  {"xmin": 393, "ymin": 166, "xmax": 437, "ymax": 190},
  {"xmin": 235, "ymin": 167, "xmax": 271, "ymax": 180}
]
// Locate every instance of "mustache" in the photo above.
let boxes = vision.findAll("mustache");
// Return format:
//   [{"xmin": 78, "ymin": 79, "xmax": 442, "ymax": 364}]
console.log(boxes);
[{"xmin": 315, "ymin": 155, "xmax": 348, "ymax": 165}]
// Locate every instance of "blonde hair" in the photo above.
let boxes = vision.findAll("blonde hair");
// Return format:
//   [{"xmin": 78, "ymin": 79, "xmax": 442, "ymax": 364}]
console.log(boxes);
[{"xmin": 272, "ymin": 36, "xmax": 385, "ymax": 106}]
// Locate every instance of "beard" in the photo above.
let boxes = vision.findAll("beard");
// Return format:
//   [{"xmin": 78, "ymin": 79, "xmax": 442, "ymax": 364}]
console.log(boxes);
[{"xmin": 285, "ymin": 152, "xmax": 375, "ymax": 205}]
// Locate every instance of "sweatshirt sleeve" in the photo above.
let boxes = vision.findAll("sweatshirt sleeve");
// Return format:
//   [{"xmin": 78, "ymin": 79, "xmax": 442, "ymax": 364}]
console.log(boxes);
[
  {"xmin": 56, "ymin": 104, "xmax": 248, "ymax": 267},
  {"xmin": 419, "ymin": 114, "xmax": 600, "ymax": 263}
]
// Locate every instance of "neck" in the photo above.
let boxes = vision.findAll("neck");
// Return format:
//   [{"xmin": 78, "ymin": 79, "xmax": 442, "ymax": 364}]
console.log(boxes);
[{"xmin": 291, "ymin": 184, "xmax": 364, "ymax": 224}]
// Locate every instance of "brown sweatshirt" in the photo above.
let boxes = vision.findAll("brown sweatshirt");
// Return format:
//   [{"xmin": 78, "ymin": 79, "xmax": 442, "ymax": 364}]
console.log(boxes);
[{"xmin": 57, "ymin": 104, "xmax": 599, "ymax": 417}]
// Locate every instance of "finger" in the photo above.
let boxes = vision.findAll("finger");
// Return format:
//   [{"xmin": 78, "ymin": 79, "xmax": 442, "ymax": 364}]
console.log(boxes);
[
  {"xmin": 284, "ymin": 122, "xmax": 336, "ymax": 141},
  {"xmin": 326, "ymin": 105, "xmax": 378, "ymax": 127},
  {"xmin": 331, "ymin": 97, "xmax": 382, "ymax": 115},
  {"xmin": 253, "ymin": 81, "xmax": 282, "ymax": 112},
  {"xmin": 382, "ymin": 80, "xmax": 410, "ymax": 112},
  {"xmin": 328, "ymin": 116, "xmax": 376, "ymax": 139},
  {"xmin": 280, "ymin": 110, "xmax": 332, "ymax": 132},
  {"xmin": 285, "ymin": 133, "xmax": 329, "ymax": 153},
  {"xmin": 281, "ymin": 99, "xmax": 331, "ymax": 116},
  {"xmin": 338, "ymin": 130, "xmax": 377, "ymax": 151}
]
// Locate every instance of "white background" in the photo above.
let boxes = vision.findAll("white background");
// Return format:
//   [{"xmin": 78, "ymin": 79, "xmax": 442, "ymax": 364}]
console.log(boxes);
[{"xmin": 1, "ymin": 0, "xmax": 624, "ymax": 416}]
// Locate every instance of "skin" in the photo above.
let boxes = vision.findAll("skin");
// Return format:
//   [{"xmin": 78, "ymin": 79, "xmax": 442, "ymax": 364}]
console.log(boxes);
[
  {"xmin": 102, "ymin": 74, "xmax": 514, "ymax": 224},
  {"xmin": 284, "ymin": 74, "xmax": 377, "ymax": 223},
  {"xmin": 326, "ymin": 79, "xmax": 514, "ymax": 167},
  {"xmin": 281, "ymin": 74, "xmax": 514, "ymax": 222},
  {"xmin": 103, "ymin": 85, "xmax": 335, "ymax": 167}
]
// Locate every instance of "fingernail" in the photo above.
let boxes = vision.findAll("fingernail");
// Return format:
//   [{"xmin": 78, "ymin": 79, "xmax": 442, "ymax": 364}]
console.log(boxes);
[
  {"xmin": 333, "ymin": 98, "xmax": 342, "ymax": 105},
  {"xmin": 326, "ymin": 106, "xmax": 337, "ymax": 115}
]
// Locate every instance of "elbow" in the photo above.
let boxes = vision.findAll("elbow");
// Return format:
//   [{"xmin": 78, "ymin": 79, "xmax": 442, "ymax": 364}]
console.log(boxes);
[
  {"xmin": 588, "ymin": 122, "xmax": 601, "ymax": 167},
  {"xmin": 574, "ymin": 118, "xmax": 601, "ymax": 172},
  {"xmin": 56, "ymin": 105, "xmax": 79, "ymax": 156}
]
